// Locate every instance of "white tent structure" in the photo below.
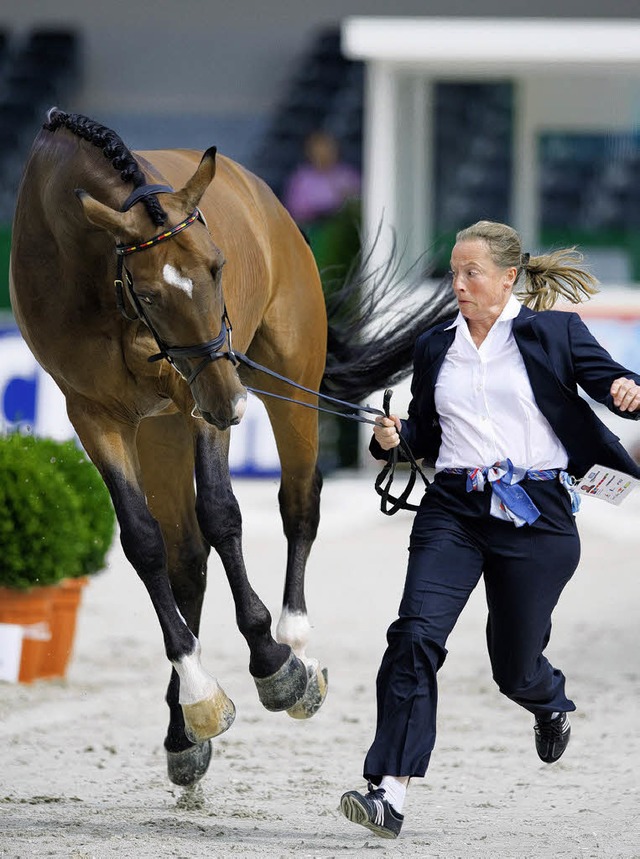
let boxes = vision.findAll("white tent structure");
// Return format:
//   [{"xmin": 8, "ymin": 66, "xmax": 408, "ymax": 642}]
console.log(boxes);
[{"xmin": 342, "ymin": 17, "xmax": 640, "ymax": 278}]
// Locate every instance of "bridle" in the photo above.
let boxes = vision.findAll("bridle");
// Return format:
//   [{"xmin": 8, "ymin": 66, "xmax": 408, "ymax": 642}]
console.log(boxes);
[
  {"xmin": 112, "ymin": 184, "xmax": 429, "ymax": 514},
  {"xmin": 114, "ymin": 183, "xmax": 236, "ymax": 385}
]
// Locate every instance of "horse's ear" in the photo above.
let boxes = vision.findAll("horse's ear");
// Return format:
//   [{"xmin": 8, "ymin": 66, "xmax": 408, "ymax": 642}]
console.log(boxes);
[
  {"xmin": 75, "ymin": 189, "xmax": 138, "ymax": 239},
  {"xmin": 172, "ymin": 147, "xmax": 217, "ymax": 212}
]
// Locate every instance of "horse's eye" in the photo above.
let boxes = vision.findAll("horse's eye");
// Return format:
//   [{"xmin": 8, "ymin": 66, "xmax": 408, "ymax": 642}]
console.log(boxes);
[
  {"xmin": 212, "ymin": 259, "xmax": 226, "ymax": 280},
  {"xmin": 138, "ymin": 294, "xmax": 153, "ymax": 305}
]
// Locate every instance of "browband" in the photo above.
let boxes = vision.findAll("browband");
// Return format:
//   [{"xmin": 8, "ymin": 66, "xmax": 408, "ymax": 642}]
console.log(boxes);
[{"xmin": 115, "ymin": 210, "xmax": 201, "ymax": 256}]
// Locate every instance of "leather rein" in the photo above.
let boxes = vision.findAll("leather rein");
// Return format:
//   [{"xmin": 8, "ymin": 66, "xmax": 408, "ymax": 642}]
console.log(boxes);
[{"xmin": 113, "ymin": 183, "xmax": 429, "ymax": 513}]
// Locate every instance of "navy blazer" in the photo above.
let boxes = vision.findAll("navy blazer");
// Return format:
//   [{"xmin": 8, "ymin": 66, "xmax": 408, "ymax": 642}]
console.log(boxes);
[{"xmin": 370, "ymin": 305, "xmax": 640, "ymax": 479}]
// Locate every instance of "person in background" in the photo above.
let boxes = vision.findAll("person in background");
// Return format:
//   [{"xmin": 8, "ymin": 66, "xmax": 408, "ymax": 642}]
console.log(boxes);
[
  {"xmin": 339, "ymin": 220, "xmax": 640, "ymax": 839},
  {"xmin": 283, "ymin": 129, "xmax": 361, "ymax": 230},
  {"xmin": 284, "ymin": 130, "xmax": 362, "ymax": 470}
]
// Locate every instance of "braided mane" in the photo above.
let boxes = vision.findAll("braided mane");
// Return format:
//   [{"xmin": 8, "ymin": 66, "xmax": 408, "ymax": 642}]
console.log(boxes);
[{"xmin": 44, "ymin": 108, "xmax": 168, "ymax": 226}]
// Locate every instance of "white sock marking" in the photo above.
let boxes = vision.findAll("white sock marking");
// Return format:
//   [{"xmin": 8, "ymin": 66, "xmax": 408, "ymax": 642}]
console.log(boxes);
[
  {"xmin": 276, "ymin": 609, "xmax": 312, "ymax": 661},
  {"xmin": 172, "ymin": 643, "xmax": 220, "ymax": 705}
]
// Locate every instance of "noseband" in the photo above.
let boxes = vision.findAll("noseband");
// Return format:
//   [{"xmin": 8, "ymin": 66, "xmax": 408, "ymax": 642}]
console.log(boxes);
[{"xmin": 114, "ymin": 184, "xmax": 236, "ymax": 385}]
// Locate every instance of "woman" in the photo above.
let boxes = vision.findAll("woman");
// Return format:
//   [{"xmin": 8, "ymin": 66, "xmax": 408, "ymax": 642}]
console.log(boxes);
[
  {"xmin": 283, "ymin": 130, "xmax": 361, "ymax": 228},
  {"xmin": 339, "ymin": 220, "xmax": 640, "ymax": 839}
]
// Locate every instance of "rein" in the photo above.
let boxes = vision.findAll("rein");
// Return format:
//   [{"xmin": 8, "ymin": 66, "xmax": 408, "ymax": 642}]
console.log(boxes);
[
  {"xmin": 113, "ymin": 184, "xmax": 428, "ymax": 513},
  {"xmin": 235, "ymin": 362, "xmax": 430, "ymax": 516},
  {"xmin": 373, "ymin": 390, "xmax": 431, "ymax": 515}
]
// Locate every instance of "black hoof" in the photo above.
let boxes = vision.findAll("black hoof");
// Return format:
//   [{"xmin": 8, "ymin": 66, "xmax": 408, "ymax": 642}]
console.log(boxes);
[
  {"xmin": 287, "ymin": 664, "xmax": 329, "ymax": 720},
  {"xmin": 166, "ymin": 739, "xmax": 212, "ymax": 786},
  {"xmin": 253, "ymin": 648, "xmax": 308, "ymax": 712}
]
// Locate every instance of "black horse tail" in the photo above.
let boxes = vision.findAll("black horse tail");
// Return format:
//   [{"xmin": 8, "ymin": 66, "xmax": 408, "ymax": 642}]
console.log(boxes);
[{"xmin": 320, "ymin": 234, "xmax": 456, "ymax": 405}]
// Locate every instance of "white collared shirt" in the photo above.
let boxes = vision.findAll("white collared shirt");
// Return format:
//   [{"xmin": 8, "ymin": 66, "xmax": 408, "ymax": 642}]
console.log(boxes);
[{"xmin": 434, "ymin": 295, "xmax": 569, "ymax": 472}]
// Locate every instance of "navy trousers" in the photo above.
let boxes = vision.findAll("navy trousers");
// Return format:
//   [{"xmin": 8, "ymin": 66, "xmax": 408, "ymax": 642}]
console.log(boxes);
[{"xmin": 363, "ymin": 472, "xmax": 581, "ymax": 784}]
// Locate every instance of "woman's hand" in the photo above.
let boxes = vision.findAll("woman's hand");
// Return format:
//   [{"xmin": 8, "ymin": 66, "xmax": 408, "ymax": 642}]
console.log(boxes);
[
  {"xmin": 610, "ymin": 377, "xmax": 640, "ymax": 413},
  {"xmin": 373, "ymin": 415, "xmax": 402, "ymax": 450}
]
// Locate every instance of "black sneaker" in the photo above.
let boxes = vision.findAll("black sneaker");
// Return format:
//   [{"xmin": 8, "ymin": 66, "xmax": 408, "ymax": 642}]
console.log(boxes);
[
  {"xmin": 534, "ymin": 712, "xmax": 571, "ymax": 763},
  {"xmin": 340, "ymin": 782, "xmax": 404, "ymax": 839}
]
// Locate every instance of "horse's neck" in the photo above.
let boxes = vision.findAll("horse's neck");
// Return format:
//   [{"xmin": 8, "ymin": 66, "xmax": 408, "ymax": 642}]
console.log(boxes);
[
  {"xmin": 41, "ymin": 144, "xmax": 125, "ymax": 259},
  {"xmin": 14, "ymin": 138, "xmax": 122, "ymax": 312}
]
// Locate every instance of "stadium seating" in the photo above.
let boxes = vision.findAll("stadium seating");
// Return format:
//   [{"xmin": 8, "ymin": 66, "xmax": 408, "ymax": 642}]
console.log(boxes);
[
  {"xmin": 0, "ymin": 27, "xmax": 81, "ymax": 224},
  {"xmin": 249, "ymin": 25, "xmax": 363, "ymax": 200}
]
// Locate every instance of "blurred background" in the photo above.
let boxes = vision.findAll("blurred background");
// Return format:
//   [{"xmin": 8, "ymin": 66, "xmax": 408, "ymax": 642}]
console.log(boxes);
[{"xmin": 1, "ymin": 1, "xmax": 640, "ymax": 471}]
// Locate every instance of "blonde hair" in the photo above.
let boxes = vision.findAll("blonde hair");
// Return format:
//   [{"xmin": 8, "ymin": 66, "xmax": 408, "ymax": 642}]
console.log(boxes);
[{"xmin": 455, "ymin": 220, "xmax": 599, "ymax": 311}]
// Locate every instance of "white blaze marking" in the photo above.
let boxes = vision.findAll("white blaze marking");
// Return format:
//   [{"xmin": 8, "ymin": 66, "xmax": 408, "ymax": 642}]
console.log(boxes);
[{"xmin": 163, "ymin": 263, "xmax": 194, "ymax": 298}]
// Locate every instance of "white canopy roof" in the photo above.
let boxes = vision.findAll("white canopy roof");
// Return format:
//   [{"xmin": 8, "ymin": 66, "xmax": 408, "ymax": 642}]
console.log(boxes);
[{"xmin": 343, "ymin": 17, "xmax": 640, "ymax": 73}]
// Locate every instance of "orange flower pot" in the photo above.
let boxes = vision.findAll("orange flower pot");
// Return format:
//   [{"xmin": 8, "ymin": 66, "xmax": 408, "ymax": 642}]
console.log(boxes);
[
  {"xmin": 0, "ymin": 578, "xmax": 88, "ymax": 682},
  {"xmin": 40, "ymin": 577, "xmax": 88, "ymax": 679},
  {"xmin": 0, "ymin": 586, "xmax": 56, "ymax": 683}
]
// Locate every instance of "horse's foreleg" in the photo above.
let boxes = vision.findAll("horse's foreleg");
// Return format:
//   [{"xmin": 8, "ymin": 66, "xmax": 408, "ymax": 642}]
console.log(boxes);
[
  {"xmin": 110, "ymin": 474, "xmax": 236, "ymax": 744},
  {"xmin": 69, "ymin": 406, "xmax": 235, "ymax": 749},
  {"xmin": 137, "ymin": 414, "xmax": 218, "ymax": 786},
  {"xmin": 113, "ymin": 486, "xmax": 236, "ymax": 746},
  {"xmin": 194, "ymin": 428, "xmax": 308, "ymax": 712}
]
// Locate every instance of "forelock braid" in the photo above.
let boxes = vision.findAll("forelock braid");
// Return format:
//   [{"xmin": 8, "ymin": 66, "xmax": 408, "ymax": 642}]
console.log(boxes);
[{"xmin": 43, "ymin": 109, "xmax": 167, "ymax": 226}]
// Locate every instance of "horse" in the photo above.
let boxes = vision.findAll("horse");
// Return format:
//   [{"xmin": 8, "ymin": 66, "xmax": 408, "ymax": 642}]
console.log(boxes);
[{"xmin": 9, "ymin": 109, "xmax": 455, "ymax": 789}]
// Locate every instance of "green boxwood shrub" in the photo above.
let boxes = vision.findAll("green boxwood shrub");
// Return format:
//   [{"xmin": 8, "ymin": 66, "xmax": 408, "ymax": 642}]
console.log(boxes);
[{"xmin": 0, "ymin": 433, "xmax": 116, "ymax": 590}]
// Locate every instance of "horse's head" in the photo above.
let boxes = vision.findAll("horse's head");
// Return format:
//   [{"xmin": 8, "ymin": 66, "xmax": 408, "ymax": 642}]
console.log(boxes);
[{"xmin": 76, "ymin": 148, "xmax": 247, "ymax": 430}]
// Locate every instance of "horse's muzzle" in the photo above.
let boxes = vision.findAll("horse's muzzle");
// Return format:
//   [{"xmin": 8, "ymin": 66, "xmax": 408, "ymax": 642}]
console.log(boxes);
[
  {"xmin": 200, "ymin": 412, "xmax": 237, "ymax": 430},
  {"xmin": 193, "ymin": 392, "xmax": 247, "ymax": 430}
]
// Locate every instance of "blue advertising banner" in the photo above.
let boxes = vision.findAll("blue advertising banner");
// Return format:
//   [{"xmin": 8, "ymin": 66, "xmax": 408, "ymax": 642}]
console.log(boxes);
[{"xmin": 0, "ymin": 326, "xmax": 280, "ymax": 476}]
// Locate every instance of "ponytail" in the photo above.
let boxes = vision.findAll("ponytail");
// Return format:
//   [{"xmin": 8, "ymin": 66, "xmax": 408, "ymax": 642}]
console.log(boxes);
[{"xmin": 518, "ymin": 247, "xmax": 598, "ymax": 310}]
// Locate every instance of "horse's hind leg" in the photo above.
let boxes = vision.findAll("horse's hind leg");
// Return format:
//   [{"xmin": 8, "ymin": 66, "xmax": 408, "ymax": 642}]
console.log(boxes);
[
  {"xmin": 260, "ymin": 394, "xmax": 328, "ymax": 720},
  {"xmin": 137, "ymin": 413, "xmax": 220, "ymax": 787}
]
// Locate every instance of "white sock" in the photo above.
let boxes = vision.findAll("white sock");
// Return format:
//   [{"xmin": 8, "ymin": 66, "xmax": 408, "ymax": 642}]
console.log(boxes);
[{"xmin": 379, "ymin": 776, "xmax": 407, "ymax": 814}]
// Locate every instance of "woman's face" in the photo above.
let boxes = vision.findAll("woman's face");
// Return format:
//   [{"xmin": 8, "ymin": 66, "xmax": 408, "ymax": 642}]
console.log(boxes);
[{"xmin": 450, "ymin": 239, "xmax": 517, "ymax": 325}]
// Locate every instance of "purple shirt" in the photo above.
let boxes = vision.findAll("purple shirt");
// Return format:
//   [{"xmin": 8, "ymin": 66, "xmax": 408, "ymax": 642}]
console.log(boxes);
[{"xmin": 283, "ymin": 163, "xmax": 361, "ymax": 224}]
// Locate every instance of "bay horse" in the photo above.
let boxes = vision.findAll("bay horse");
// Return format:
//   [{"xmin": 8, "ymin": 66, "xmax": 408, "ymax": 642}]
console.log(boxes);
[{"xmin": 9, "ymin": 109, "xmax": 455, "ymax": 788}]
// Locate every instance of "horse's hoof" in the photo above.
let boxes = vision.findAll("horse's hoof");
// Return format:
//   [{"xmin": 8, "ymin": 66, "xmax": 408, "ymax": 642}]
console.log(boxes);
[
  {"xmin": 253, "ymin": 648, "xmax": 308, "ymax": 712},
  {"xmin": 181, "ymin": 685, "xmax": 236, "ymax": 744},
  {"xmin": 287, "ymin": 664, "xmax": 328, "ymax": 720},
  {"xmin": 166, "ymin": 740, "xmax": 212, "ymax": 787}
]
